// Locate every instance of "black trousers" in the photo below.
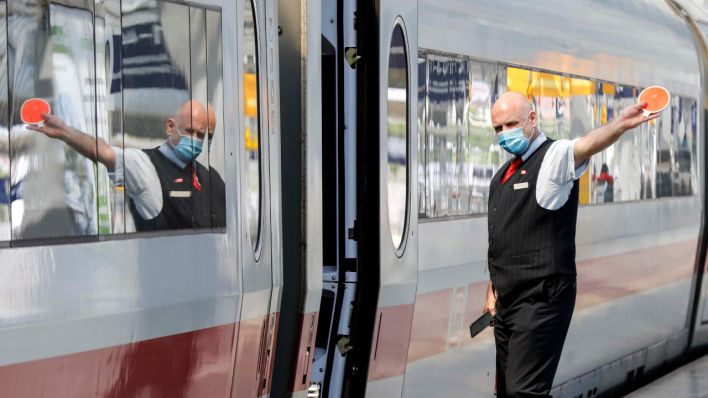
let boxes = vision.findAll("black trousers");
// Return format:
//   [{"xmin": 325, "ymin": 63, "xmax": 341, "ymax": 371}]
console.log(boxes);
[{"xmin": 494, "ymin": 276, "xmax": 576, "ymax": 398}]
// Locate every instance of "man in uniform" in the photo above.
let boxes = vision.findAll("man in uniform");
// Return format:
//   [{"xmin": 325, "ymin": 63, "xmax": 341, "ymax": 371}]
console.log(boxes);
[
  {"xmin": 30, "ymin": 99, "xmax": 225, "ymax": 231},
  {"xmin": 483, "ymin": 92, "xmax": 658, "ymax": 397}
]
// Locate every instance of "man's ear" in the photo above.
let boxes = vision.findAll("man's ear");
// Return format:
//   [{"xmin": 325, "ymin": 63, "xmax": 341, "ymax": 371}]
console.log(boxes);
[
  {"xmin": 165, "ymin": 117, "xmax": 176, "ymax": 136},
  {"xmin": 529, "ymin": 110, "xmax": 537, "ymax": 127}
]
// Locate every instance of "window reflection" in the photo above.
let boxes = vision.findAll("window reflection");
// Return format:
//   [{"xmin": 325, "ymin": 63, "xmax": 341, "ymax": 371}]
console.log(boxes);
[
  {"xmin": 423, "ymin": 55, "xmax": 503, "ymax": 218},
  {"xmin": 0, "ymin": 1, "xmax": 8, "ymax": 241},
  {"xmin": 569, "ymin": 78, "xmax": 595, "ymax": 204},
  {"xmin": 207, "ymin": 10, "xmax": 226, "ymax": 229},
  {"xmin": 190, "ymin": 7, "xmax": 210, "ymax": 227},
  {"xmin": 387, "ymin": 24, "xmax": 408, "ymax": 249},
  {"xmin": 244, "ymin": 0, "xmax": 261, "ymax": 252},
  {"xmin": 95, "ymin": 0, "xmax": 124, "ymax": 234},
  {"xmin": 417, "ymin": 56, "xmax": 426, "ymax": 216},
  {"xmin": 9, "ymin": 1, "xmax": 98, "ymax": 240},
  {"xmin": 533, "ymin": 72, "xmax": 571, "ymax": 140}
]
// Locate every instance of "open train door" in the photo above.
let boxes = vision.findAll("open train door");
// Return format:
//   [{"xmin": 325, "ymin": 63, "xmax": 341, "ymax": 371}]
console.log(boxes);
[{"xmin": 345, "ymin": 0, "xmax": 418, "ymax": 396}]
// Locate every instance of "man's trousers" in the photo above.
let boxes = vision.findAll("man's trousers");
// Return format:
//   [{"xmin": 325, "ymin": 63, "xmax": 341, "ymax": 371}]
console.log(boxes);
[{"xmin": 494, "ymin": 276, "xmax": 576, "ymax": 398}]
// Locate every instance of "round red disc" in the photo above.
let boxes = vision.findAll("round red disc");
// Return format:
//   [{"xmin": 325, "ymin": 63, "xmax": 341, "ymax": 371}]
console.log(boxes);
[
  {"xmin": 21, "ymin": 98, "xmax": 50, "ymax": 125},
  {"xmin": 638, "ymin": 86, "xmax": 670, "ymax": 114}
]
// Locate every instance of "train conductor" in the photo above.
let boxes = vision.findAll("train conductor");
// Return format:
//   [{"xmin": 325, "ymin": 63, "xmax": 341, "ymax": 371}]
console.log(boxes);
[{"xmin": 483, "ymin": 91, "xmax": 659, "ymax": 398}]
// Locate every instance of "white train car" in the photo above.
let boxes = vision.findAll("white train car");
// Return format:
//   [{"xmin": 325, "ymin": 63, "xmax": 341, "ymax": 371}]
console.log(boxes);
[{"xmin": 0, "ymin": 0, "xmax": 707, "ymax": 397}]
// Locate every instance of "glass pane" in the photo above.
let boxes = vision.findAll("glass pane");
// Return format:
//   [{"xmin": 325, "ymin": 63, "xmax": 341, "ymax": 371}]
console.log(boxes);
[
  {"xmin": 612, "ymin": 85, "xmax": 642, "ymax": 202},
  {"xmin": 466, "ymin": 62, "xmax": 502, "ymax": 215},
  {"xmin": 425, "ymin": 55, "xmax": 463, "ymax": 218},
  {"xmin": 0, "ymin": 1, "xmax": 9, "ymax": 241},
  {"xmin": 387, "ymin": 24, "xmax": 408, "ymax": 249},
  {"xmin": 121, "ymin": 2, "xmax": 197, "ymax": 231},
  {"xmin": 95, "ymin": 0, "xmax": 124, "ymax": 234},
  {"xmin": 207, "ymin": 10, "xmax": 226, "ymax": 228},
  {"xmin": 678, "ymin": 97, "xmax": 698, "ymax": 196},
  {"xmin": 656, "ymin": 90, "xmax": 674, "ymax": 198},
  {"xmin": 190, "ymin": 7, "xmax": 210, "ymax": 228},
  {"xmin": 531, "ymin": 72, "xmax": 571, "ymax": 140},
  {"xmin": 422, "ymin": 56, "xmax": 504, "ymax": 218},
  {"xmin": 417, "ymin": 56, "xmax": 426, "ymax": 217},
  {"xmin": 244, "ymin": 0, "xmax": 261, "ymax": 252},
  {"xmin": 569, "ymin": 77, "xmax": 595, "ymax": 204},
  {"xmin": 10, "ymin": 1, "xmax": 98, "ymax": 240},
  {"xmin": 639, "ymin": 88, "xmax": 657, "ymax": 200}
]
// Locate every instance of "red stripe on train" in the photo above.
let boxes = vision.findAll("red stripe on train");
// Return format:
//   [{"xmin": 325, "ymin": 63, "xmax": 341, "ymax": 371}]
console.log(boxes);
[
  {"xmin": 368, "ymin": 304, "xmax": 415, "ymax": 382},
  {"xmin": 407, "ymin": 240, "xmax": 697, "ymax": 364},
  {"xmin": 291, "ymin": 312, "xmax": 319, "ymax": 393},
  {"xmin": 0, "ymin": 323, "xmax": 237, "ymax": 398}
]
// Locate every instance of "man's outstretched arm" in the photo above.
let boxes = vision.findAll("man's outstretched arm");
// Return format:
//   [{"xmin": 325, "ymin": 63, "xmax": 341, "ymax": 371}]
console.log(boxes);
[
  {"xmin": 28, "ymin": 113, "xmax": 116, "ymax": 171},
  {"xmin": 573, "ymin": 102, "xmax": 660, "ymax": 165}
]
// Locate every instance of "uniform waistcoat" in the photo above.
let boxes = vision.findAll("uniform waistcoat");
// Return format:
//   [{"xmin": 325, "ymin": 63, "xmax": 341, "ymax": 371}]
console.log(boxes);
[
  {"xmin": 487, "ymin": 139, "xmax": 579, "ymax": 297},
  {"xmin": 129, "ymin": 147, "xmax": 217, "ymax": 231}
]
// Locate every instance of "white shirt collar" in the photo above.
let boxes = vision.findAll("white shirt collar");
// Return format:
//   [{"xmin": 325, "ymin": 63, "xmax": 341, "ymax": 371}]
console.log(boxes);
[{"xmin": 521, "ymin": 131, "xmax": 547, "ymax": 162}]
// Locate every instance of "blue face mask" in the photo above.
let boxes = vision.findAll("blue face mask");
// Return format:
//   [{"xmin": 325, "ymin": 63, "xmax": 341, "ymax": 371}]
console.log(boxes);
[
  {"xmin": 498, "ymin": 113, "xmax": 532, "ymax": 155},
  {"xmin": 174, "ymin": 135, "xmax": 203, "ymax": 162}
]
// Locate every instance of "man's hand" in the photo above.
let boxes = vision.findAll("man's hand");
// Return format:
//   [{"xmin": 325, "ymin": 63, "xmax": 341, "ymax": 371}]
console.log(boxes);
[
  {"xmin": 27, "ymin": 113, "xmax": 69, "ymax": 140},
  {"xmin": 613, "ymin": 102, "xmax": 661, "ymax": 133},
  {"xmin": 484, "ymin": 281, "xmax": 497, "ymax": 316}
]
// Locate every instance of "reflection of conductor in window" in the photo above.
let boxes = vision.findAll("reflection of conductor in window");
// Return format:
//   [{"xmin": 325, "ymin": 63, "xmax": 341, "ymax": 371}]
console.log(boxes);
[
  {"xmin": 29, "ymin": 100, "xmax": 226, "ymax": 230},
  {"xmin": 594, "ymin": 163, "xmax": 614, "ymax": 203}
]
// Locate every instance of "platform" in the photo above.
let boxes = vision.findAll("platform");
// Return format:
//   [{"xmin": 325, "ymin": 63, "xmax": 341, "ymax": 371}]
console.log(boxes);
[{"xmin": 624, "ymin": 354, "xmax": 708, "ymax": 397}]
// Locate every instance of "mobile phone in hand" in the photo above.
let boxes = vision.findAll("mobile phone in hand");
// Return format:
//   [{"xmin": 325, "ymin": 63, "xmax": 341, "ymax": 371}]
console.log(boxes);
[{"xmin": 469, "ymin": 310, "xmax": 495, "ymax": 338}]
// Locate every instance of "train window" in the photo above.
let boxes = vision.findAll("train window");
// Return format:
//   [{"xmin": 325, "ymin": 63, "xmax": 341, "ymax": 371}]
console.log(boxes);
[
  {"xmin": 387, "ymin": 23, "xmax": 408, "ymax": 250},
  {"xmin": 418, "ymin": 50, "xmax": 700, "ymax": 220},
  {"xmin": 0, "ymin": 1, "xmax": 7, "ymax": 241},
  {"xmin": 244, "ymin": 0, "xmax": 262, "ymax": 253},
  {"xmin": 9, "ymin": 0, "xmax": 99, "ymax": 241}
]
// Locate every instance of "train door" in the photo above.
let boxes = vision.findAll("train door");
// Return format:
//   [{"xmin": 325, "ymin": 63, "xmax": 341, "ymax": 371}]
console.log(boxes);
[
  {"xmin": 231, "ymin": 0, "xmax": 281, "ymax": 396},
  {"xmin": 343, "ymin": 0, "xmax": 419, "ymax": 396},
  {"xmin": 307, "ymin": 0, "xmax": 360, "ymax": 396}
]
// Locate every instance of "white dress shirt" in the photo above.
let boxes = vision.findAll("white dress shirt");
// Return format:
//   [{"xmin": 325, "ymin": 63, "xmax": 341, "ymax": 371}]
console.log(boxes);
[
  {"xmin": 112, "ymin": 142, "xmax": 187, "ymax": 220},
  {"xmin": 520, "ymin": 133, "xmax": 589, "ymax": 211}
]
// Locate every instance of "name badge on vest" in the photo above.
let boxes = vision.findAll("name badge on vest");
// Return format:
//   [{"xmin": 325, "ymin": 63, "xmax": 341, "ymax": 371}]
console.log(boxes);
[
  {"xmin": 170, "ymin": 190, "xmax": 192, "ymax": 198},
  {"xmin": 513, "ymin": 182, "xmax": 529, "ymax": 190}
]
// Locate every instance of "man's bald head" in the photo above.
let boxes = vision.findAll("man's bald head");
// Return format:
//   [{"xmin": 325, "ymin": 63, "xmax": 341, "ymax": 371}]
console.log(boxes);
[
  {"xmin": 175, "ymin": 100, "xmax": 208, "ymax": 130},
  {"xmin": 166, "ymin": 100, "xmax": 209, "ymax": 146},
  {"xmin": 491, "ymin": 92, "xmax": 537, "ymax": 140}
]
